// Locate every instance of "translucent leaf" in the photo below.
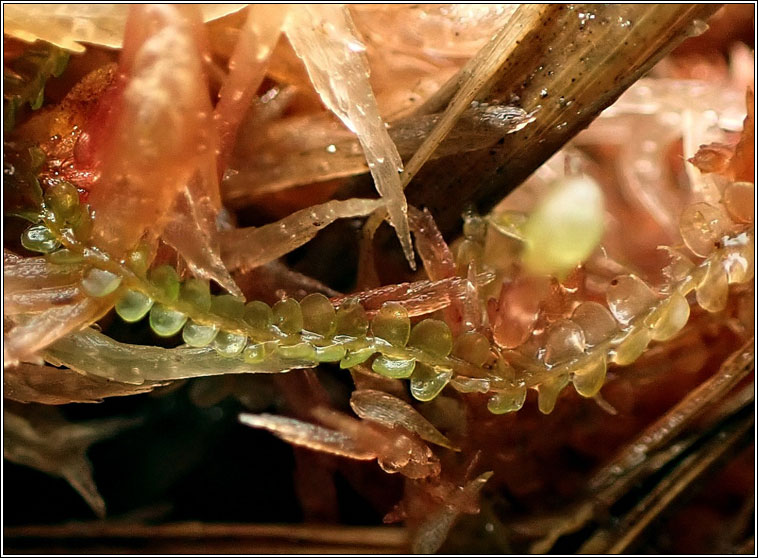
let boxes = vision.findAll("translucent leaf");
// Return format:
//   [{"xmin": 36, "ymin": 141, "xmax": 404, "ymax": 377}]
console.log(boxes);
[
  {"xmin": 162, "ymin": 182, "xmax": 243, "ymax": 297},
  {"xmin": 285, "ymin": 5, "xmax": 414, "ymax": 267},
  {"xmin": 213, "ymin": 331, "xmax": 247, "ymax": 358},
  {"xmin": 4, "ymin": 405, "xmax": 138, "ymax": 517},
  {"xmin": 45, "ymin": 329, "xmax": 315, "ymax": 384},
  {"xmin": 215, "ymin": 5, "xmax": 287, "ymax": 171},
  {"xmin": 4, "ymin": 363, "xmax": 161, "ymax": 405},
  {"xmin": 115, "ymin": 290, "xmax": 154, "ymax": 323},
  {"xmin": 87, "ymin": 6, "xmax": 218, "ymax": 259},
  {"xmin": 182, "ymin": 320, "xmax": 218, "ymax": 347},
  {"xmin": 239, "ymin": 413, "xmax": 375, "ymax": 460},
  {"xmin": 221, "ymin": 198, "xmax": 384, "ymax": 272},
  {"xmin": 350, "ymin": 389, "xmax": 458, "ymax": 450},
  {"xmin": 4, "ymin": 296, "xmax": 115, "ymax": 365}
]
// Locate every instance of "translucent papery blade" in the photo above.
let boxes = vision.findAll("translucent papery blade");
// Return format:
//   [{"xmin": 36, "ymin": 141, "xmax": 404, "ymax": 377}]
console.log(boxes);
[
  {"xmin": 4, "ymin": 295, "xmax": 116, "ymax": 366},
  {"xmin": 411, "ymin": 507, "xmax": 459, "ymax": 555},
  {"xmin": 221, "ymin": 198, "xmax": 385, "ymax": 272},
  {"xmin": 4, "ymin": 4, "xmax": 247, "ymax": 53},
  {"xmin": 331, "ymin": 272, "xmax": 495, "ymax": 318},
  {"xmin": 162, "ymin": 180, "xmax": 242, "ymax": 297},
  {"xmin": 44, "ymin": 328, "xmax": 315, "ymax": 385},
  {"xmin": 4, "ymin": 363, "xmax": 162, "ymax": 404},
  {"xmin": 350, "ymin": 390, "xmax": 458, "ymax": 450},
  {"xmin": 3, "ymin": 256, "xmax": 84, "ymax": 293},
  {"xmin": 239, "ymin": 413, "xmax": 376, "ymax": 461},
  {"xmin": 4, "ymin": 257, "xmax": 84, "ymax": 315},
  {"xmin": 408, "ymin": 207, "xmax": 456, "ymax": 281},
  {"xmin": 214, "ymin": 5, "xmax": 287, "ymax": 173},
  {"xmin": 284, "ymin": 5, "xmax": 415, "ymax": 268},
  {"xmin": 4, "ymin": 405, "xmax": 138, "ymax": 517},
  {"xmin": 5, "ymin": 285, "xmax": 83, "ymax": 316},
  {"xmin": 87, "ymin": 5, "xmax": 216, "ymax": 259}
]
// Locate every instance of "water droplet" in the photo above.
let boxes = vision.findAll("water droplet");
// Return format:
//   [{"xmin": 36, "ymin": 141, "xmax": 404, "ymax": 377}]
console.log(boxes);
[
  {"xmin": 115, "ymin": 289, "xmax": 153, "ymax": 322},
  {"xmin": 81, "ymin": 268, "xmax": 122, "ymax": 297}
]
